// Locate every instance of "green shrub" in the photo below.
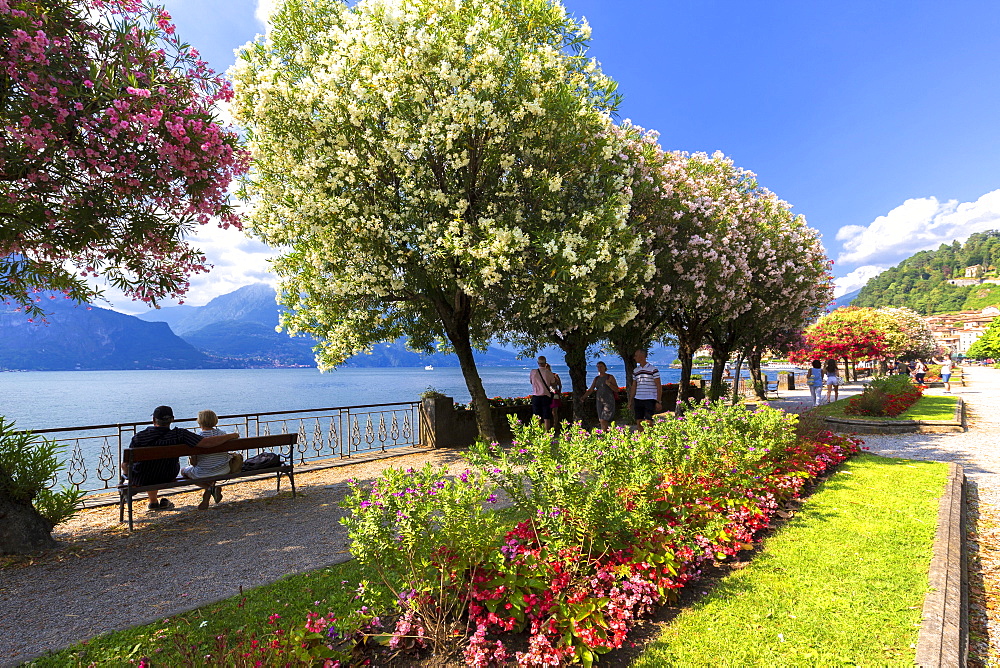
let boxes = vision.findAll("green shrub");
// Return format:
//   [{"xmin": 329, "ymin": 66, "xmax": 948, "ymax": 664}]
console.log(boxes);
[
  {"xmin": 0, "ymin": 417, "xmax": 84, "ymax": 527},
  {"xmin": 845, "ymin": 375, "xmax": 922, "ymax": 418},
  {"xmin": 340, "ymin": 463, "xmax": 505, "ymax": 655}
]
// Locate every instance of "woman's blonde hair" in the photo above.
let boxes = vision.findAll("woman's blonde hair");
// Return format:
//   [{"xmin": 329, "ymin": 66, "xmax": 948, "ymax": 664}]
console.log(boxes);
[{"xmin": 197, "ymin": 409, "xmax": 219, "ymax": 429}]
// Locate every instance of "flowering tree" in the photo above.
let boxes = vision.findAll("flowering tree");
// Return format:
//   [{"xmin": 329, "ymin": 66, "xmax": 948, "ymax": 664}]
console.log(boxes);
[
  {"xmin": 704, "ymin": 194, "xmax": 832, "ymax": 400},
  {"xmin": 233, "ymin": 0, "xmax": 634, "ymax": 438},
  {"xmin": 500, "ymin": 124, "xmax": 657, "ymax": 418},
  {"xmin": 606, "ymin": 146, "xmax": 772, "ymax": 404},
  {"xmin": 0, "ymin": 0, "xmax": 249, "ymax": 317},
  {"xmin": 874, "ymin": 307, "xmax": 939, "ymax": 361},
  {"xmin": 1, "ymin": 0, "xmax": 246, "ymax": 554},
  {"xmin": 793, "ymin": 307, "xmax": 890, "ymax": 380}
]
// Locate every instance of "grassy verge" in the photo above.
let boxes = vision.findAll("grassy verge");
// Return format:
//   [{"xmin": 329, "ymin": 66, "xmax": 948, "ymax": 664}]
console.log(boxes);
[
  {"xmin": 812, "ymin": 394, "xmax": 957, "ymax": 422},
  {"xmin": 26, "ymin": 559, "xmax": 382, "ymax": 667},
  {"xmin": 900, "ymin": 395, "xmax": 959, "ymax": 421},
  {"xmin": 633, "ymin": 453, "xmax": 948, "ymax": 667}
]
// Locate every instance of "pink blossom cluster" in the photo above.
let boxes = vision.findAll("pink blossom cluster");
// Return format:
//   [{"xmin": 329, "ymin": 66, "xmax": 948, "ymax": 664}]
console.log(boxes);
[{"xmin": 1, "ymin": 0, "xmax": 249, "ymax": 313}]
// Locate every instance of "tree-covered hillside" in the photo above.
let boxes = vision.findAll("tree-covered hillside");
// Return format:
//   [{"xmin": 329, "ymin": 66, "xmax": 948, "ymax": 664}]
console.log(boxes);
[{"xmin": 854, "ymin": 231, "xmax": 1000, "ymax": 314}]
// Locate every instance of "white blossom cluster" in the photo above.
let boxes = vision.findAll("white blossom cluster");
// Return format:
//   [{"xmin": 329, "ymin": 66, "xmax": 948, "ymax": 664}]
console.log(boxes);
[
  {"xmin": 232, "ymin": 0, "xmax": 833, "ymax": 379},
  {"xmin": 233, "ymin": 0, "xmax": 641, "ymax": 367},
  {"xmin": 605, "ymin": 121, "xmax": 832, "ymax": 359}
]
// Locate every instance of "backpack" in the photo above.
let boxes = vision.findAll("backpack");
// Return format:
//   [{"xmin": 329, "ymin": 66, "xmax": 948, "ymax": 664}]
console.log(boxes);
[{"xmin": 242, "ymin": 452, "xmax": 282, "ymax": 471}]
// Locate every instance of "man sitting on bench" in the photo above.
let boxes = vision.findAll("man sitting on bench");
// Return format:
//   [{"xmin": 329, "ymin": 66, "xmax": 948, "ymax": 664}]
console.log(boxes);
[{"xmin": 121, "ymin": 405, "xmax": 239, "ymax": 511}]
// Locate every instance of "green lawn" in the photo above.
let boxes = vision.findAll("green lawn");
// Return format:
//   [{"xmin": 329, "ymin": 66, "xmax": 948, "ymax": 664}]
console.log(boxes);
[
  {"xmin": 812, "ymin": 394, "xmax": 958, "ymax": 422},
  {"xmin": 632, "ymin": 453, "xmax": 947, "ymax": 667},
  {"xmin": 900, "ymin": 395, "xmax": 959, "ymax": 422}
]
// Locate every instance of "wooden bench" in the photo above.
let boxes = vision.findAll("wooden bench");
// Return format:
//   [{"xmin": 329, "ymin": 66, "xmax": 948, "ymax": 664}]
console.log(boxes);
[{"xmin": 118, "ymin": 433, "xmax": 298, "ymax": 530}]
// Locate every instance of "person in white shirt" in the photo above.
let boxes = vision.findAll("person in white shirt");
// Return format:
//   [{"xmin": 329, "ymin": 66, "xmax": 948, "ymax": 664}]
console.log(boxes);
[
  {"xmin": 934, "ymin": 354, "xmax": 954, "ymax": 393},
  {"xmin": 806, "ymin": 359, "xmax": 824, "ymax": 406},
  {"xmin": 628, "ymin": 349, "xmax": 661, "ymax": 432},
  {"xmin": 181, "ymin": 410, "xmax": 239, "ymax": 509}
]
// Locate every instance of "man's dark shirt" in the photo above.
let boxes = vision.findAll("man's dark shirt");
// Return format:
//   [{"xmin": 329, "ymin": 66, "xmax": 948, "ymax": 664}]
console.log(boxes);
[{"xmin": 127, "ymin": 426, "xmax": 202, "ymax": 485}]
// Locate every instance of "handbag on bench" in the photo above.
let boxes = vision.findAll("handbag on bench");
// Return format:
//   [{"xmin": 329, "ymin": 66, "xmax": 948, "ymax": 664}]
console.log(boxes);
[{"xmin": 242, "ymin": 452, "xmax": 281, "ymax": 471}]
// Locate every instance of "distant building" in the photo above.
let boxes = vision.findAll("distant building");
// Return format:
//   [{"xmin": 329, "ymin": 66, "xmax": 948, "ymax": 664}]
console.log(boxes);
[
  {"xmin": 947, "ymin": 264, "xmax": 995, "ymax": 286},
  {"xmin": 925, "ymin": 307, "xmax": 997, "ymax": 354}
]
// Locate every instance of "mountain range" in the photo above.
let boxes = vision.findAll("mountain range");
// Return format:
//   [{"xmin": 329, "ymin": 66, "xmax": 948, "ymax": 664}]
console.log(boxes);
[{"xmin": 0, "ymin": 285, "xmax": 528, "ymax": 371}]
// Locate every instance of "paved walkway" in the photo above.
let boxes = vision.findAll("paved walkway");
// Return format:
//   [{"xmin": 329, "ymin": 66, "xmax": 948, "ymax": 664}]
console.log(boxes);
[
  {"xmin": 847, "ymin": 366, "xmax": 1000, "ymax": 667},
  {"xmin": 2, "ymin": 370, "xmax": 997, "ymax": 666}
]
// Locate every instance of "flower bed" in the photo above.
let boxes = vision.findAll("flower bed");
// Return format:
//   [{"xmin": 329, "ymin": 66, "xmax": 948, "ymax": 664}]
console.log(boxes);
[
  {"xmin": 178, "ymin": 404, "xmax": 859, "ymax": 667},
  {"xmin": 844, "ymin": 374, "xmax": 922, "ymax": 417}
]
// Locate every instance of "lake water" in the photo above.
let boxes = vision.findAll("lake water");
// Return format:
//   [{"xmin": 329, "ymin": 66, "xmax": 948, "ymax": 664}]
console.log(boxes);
[{"xmin": 1, "ymin": 362, "xmax": 705, "ymax": 431}]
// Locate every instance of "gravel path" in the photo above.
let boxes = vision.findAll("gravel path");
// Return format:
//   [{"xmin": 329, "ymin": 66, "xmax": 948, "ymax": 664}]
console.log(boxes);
[
  {"xmin": 850, "ymin": 366, "xmax": 1000, "ymax": 667},
  {"xmin": 3, "ymin": 371, "xmax": 998, "ymax": 666}
]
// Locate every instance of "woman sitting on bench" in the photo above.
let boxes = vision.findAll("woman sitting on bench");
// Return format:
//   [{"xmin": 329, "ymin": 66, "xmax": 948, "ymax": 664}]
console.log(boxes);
[{"xmin": 181, "ymin": 410, "xmax": 241, "ymax": 510}]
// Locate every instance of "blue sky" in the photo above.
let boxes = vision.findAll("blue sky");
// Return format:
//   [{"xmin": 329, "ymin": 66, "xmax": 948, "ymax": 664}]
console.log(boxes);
[{"xmin": 131, "ymin": 0, "xmax": 1000, "ymax": 311}]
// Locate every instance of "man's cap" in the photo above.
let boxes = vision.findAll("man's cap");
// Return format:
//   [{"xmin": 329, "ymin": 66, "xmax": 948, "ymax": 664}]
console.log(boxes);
[{"xmin": 152, "ymin": 405, "xmax": 175, "ymax": 422}]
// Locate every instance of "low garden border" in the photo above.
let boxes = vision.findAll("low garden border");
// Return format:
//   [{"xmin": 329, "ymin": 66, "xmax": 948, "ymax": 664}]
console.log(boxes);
[
  {"xmin": 823, "ymin": 397, "xmax": 965, "ymax": 434},
  {"xmin": 915, "ymin": 462, "xmax": 968, "ymax": 668}
]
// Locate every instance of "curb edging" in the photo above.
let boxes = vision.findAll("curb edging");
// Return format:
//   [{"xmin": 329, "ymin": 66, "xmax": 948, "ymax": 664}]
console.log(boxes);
[
  {"xmin": 823, "ymin": 397, "xmax": 966, "ymax": 434},
  {"xmin": 915, "ymin": 462, "xmax": 968, "ymax": 667}
]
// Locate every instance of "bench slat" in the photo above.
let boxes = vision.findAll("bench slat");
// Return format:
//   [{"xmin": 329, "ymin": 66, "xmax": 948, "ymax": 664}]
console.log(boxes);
[{"xmin": 123, "ymin": 433, "xmax": 298, "ymax": 463}]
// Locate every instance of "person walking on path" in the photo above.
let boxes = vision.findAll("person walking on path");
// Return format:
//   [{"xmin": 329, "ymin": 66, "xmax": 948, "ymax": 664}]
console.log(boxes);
[
  {"xmin": 583, "ymin": 361, "xmax": 620, "ymax": 430},
  {"xmin": 629, "ymin": 349, "xmax": 661, "ymax": 432},
  {"xmin": 806, "ymin": 359, "xmax": 824, "ymax": 406},
  {"xmin": 529, "ymin": 356, "xmax": 558, "ymax": 431},
  {"xmin": 935, "ymin": 353, "xmax": 955, "ymax": 393},
  {"xmin": 824, "ymin": 359, "xmax": 841, "ymax": 404},
  {"xmin": 913, "ymin": 358, "xmax": 927, "ymax": 386}
]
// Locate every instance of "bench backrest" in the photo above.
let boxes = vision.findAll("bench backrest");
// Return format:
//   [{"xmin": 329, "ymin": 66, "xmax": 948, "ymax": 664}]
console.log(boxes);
[{"xmin": 123, "ymin": 433, "xmax": 298, "ymax": 464}]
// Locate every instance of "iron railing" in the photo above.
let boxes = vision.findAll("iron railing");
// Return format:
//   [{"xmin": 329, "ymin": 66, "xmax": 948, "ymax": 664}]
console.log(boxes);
[{"xmin": 27, "ymin": 402, "xmax": 422, "ymax": 496}]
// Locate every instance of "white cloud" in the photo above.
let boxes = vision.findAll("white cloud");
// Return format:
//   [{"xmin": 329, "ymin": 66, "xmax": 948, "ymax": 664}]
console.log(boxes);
[
  {"xmin": 96, "ymin": 223, "xmax": 279, "ymax": 315},
  {"xmin": 836, "ymin": 189, "xmax": 1000, "ymax": 269},
  {"xmin": 833, "ymin": 265, "xmax": 886, "ymax": 297},
  {"xmin": 255, "ymin": 0, "xmax": 278, "ymax": 26}
]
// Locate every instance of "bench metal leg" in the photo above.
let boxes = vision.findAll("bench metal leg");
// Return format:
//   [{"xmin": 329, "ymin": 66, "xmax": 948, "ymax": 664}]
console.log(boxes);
[
  {"xmin": 289, "ymin": 470, "xmax": 296, "ymax": 498},
  {"xmin": 127, "ymin": 493, "xmax": 134, "ymax": 532}
]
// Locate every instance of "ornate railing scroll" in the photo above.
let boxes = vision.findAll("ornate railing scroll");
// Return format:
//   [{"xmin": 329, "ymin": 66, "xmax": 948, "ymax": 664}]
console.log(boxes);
[{"xmin": 23, "ymin": 402, "xmax": 421, "ymax": 497}]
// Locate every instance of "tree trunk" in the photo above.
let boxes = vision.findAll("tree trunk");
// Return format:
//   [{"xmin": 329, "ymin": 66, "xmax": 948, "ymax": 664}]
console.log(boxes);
[
  {"xmin": 749, "ymin": 350, "xmax": 766, "ymax": 400},
  {"xmin": 677, "ymin": 336, "xmax": 697, "ymax": 408},
  {"xmin": 731, "ymin": 353, "xmax": 746, "ymax": 405},
  {"xmin": 435, "ymin": 296, "xmax": 495, "ymax": 442},
  {"xmin": 709, "ymin": 348, "xmax": 730, "ymax": 401},
  {"xmin": 614, "ymin": 342, "xmax": 639, "ymax": 395},
  {"xmin": 0, "ymin": 490, "xmax": 57, "ymax": 555},
  {"xmin": 558, "ymin": 335, "xmax": 589, "ymax": 427},
  {"xmin": 452, "ymin": 337, "xmax": 496, "ymax": 442}
]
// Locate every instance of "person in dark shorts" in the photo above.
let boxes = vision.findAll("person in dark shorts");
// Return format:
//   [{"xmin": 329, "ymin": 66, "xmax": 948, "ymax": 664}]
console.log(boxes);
[
  {"xmin": 121, "ymin": 406, "xmax": 238, "ymax": 511},
  {"xmin": 529, "ymin": 356, "xmax": 558, "ymax": 431},
  {"xmin": 628, "ymin": 349, "xmax": 662, "ymax": 432}
]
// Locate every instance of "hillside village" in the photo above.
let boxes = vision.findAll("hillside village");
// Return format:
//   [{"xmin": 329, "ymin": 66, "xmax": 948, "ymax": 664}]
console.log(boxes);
[{"xmin": 925, "ymin": 304, "xmax": 998, "ymax": 355}]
